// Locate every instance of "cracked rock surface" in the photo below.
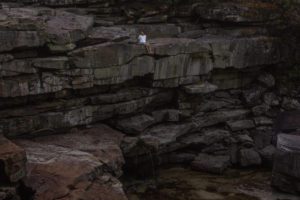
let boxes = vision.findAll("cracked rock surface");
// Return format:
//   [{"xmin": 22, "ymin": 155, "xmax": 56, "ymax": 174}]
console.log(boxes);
[{"xmin": 1, "ymin": 0, "xmax": 300, "ymax": 199}]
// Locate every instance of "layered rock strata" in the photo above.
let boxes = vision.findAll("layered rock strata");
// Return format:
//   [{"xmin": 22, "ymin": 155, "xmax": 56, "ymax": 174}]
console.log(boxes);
[{"xmin": 0, "ymin": 0, "xmax": 300, "ymax": 198}]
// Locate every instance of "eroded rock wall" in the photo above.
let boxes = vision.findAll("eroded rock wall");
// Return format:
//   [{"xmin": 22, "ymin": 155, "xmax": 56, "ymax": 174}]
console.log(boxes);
[
  {"xmin": 0, "ymin": 0, "xmax": 300, "ymax": 199},
  {"xmin": 0, "ymin": 0, "xmax": 292, "ymax": 136}
]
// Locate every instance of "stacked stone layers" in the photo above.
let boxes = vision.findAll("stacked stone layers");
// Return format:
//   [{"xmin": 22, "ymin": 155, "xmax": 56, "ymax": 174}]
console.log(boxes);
[
  {"xmin": 0, "ymin": 0, "xmax": 300, "ymax": 198},
  {"xmin": 0, "ymin": 5, "xmax": 287, "ymax": 137}
]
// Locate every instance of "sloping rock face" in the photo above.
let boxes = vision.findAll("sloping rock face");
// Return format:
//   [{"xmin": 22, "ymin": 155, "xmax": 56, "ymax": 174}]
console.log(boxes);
[
  {"xmin": 0, "ymin": 0, "xmax": 300, "ymax": 198},
  {"xmin": 0, "ymin": 135, "xmax": 26, "ymax": 184},
  {"xmin": 0, "ymin": 135, "xmax": 26, "ymax": 200},
  {"xmin": 14, "ymin": 124, "xmax": 127, "ymax": 200}
]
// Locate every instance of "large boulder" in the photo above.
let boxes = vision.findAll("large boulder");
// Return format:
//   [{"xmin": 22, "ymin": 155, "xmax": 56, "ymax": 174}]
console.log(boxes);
[
  {"xmin": 17, "ymin": 124, "xmax": 125, "ymax": 176},
  {"xmin": 14, "ymin": 124, "xmax": 128, "ymax": 200}
]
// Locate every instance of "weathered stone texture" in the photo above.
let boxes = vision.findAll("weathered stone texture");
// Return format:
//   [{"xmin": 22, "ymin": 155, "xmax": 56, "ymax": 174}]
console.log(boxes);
[
  {"xmin": 0, "ymin": 89, "xmax": 173, "ymax": 137},
  {"xmin": 14, "ymin": 124, "xmax": 127, "ymax": 200},
  {"xmin": 0, "ymin": 0, "xmax": 300, "ymax": 197},
  {"xmin": 0, "ymin": 135, "xmax": 26, "ymax": 183}
]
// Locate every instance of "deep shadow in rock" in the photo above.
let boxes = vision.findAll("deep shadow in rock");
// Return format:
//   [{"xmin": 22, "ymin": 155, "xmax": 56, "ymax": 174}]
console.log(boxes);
[{"xmin": 17, "ymin": 181, "xmax": 35, "ymax": 200}]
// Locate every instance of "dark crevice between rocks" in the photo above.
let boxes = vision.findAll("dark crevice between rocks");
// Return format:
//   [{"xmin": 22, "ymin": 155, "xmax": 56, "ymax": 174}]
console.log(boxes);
[
  {"xmin": 0, "ymin": 161, "xmax": 9, "ymax": 183},
  {"xmin": 0, "ymin": 161, "xmax": 35, "ymax": 200},
  {"xmin": 122, "ymin": 139, "xmax": 193, "ymax": 180},
  {"xmin": 123, "ymin": 148, "xmax": 159, "ymax": 181},
  {"xmin": 121, "ymin": 145, "xmax": 270, "ymax": 200},
  {"xmin": 0, "ymin": 76, "xmax": 152, "ymax": 110},
  {"xmin": 2, "ymin": 45, "xmax": 67, "ymax": 60},
  {"xmin": 17, "ymin": 181, "xmax": 35, "ymax": 200}
]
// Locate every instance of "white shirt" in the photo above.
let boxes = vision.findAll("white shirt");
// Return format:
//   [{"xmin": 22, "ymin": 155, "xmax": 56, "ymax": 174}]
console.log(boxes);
[{"xmin": 138, "ymin": 35, "xmax": 147, "ymax": 44}]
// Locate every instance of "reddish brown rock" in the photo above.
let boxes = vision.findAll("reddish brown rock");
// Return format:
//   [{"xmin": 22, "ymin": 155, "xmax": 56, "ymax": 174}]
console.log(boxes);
[
  {"xmin": 14, "ymin": 124, "xmax": 127, "ymax": 200},
  {"xmin": 24, "ymin": 124, "xmax": 125, "ymax": 176},
  {"xmin": 0, "ymin": 135, "xmax": 26, "ymax": 183}
]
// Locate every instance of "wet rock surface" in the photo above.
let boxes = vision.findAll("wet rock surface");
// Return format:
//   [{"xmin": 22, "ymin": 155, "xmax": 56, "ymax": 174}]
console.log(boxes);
[{"xmin": 124, "ymin": 167, "xmax": 300, "ymax": 200}]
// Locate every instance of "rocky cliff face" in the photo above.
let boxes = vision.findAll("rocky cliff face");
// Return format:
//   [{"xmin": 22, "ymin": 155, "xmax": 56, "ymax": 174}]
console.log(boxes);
[{"xmin": 0, "ymin": 0, "xmax": 300, "ymax": 199}]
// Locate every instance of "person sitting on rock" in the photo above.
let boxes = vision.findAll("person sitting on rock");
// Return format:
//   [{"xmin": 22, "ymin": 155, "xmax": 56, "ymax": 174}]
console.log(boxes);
[{"xmin": 138, "ymin": 31, "xmax": 153, "ymax": 54}]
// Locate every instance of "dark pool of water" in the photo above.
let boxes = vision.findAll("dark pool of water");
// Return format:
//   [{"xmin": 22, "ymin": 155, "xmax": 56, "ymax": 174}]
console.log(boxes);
[{"xmin": 123, "ymin": 167, "xmax": 300, "ymax": 200}]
